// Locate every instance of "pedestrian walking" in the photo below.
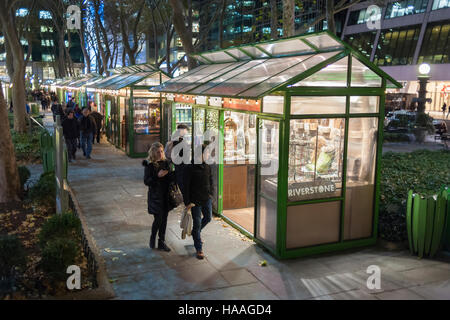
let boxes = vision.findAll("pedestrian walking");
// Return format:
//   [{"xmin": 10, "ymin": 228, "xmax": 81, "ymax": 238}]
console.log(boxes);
[
  {"xmin": 62, "ymin": 108, "xmax": 80, "ymax": 162},
  {"xmin": 79, "ymin": 107, "xmax": 97, "ymax": 159},
  {"xmin": 165, "ymin": 124, "xmax": 190, "ymax": 194},
  {"xmin": 41, "ymin": 96, "xmax": 48, "ymax": 111},
  {"xmin": 443, "ymin": 102, "xmax": 447, "ymax": 118},
  {"xmin": 90, "ymin": 110, "xmax": 103, "ymax": 144},
  {"xmin": 182, "ymin": 144, "xmax": 213, "ymax": 260},
  {"xmin": 51, "ymin": 97, "xmax": 64, "ymax": 122},
  {"xmin": 143, "ymin": 142, "xmax": 175, "ymax": 252},
  {"xmin": 67, "ymin": 97, "xmax": 76, "ymax": 110}
]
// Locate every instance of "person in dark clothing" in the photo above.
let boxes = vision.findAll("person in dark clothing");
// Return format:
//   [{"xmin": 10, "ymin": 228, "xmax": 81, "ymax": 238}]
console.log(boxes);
[
  {"xmin": 67, "ymin": 97, "xmax": 76, "ymax": 110},
  {"xmin": 182, "ymin": 144, "xmax": 213, "ymax": 260},
  {"xmin": 165, "ymin": 124, "xmax": 190, "ymax": 194},
  {"xmin": 9, "ymin": 101, "xmax": 13, "ymax": 113},
  {"xmin": 90, "ymin": 110, "xmax": 103, "ymax": 144},
  {"xmin": 51, "ymin": 97, "xmax": 64, "ymax": 122},
  {"xmin": 143, "ymin": 142, "xmax": 175, "ymax": 252},
  {"xmin": 62, "ymin": 108, "xmax": 80, "ymax": 162},
  {"xmin": 79, "ymin": 107, "xmax": 97, "ymax": 159},
  {"xmin": 41, "ymin": 96, "xmax": 48, "ymax": 111}
]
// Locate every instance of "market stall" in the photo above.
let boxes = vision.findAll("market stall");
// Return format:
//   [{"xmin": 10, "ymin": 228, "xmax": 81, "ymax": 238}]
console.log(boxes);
[
  {"xmin": 86, "ymin": 63, "xmax": 170, "ymax": 157},
  {"xmin": 62, "ymin": 73, "xmax": 102, "ymax": 108},
  {"xmin": 151, "ymin": 31, "xmax": 402, "ymax": 259}
]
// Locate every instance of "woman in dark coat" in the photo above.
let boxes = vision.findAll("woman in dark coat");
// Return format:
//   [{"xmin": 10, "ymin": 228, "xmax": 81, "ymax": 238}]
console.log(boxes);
[{"xmin": 143, "ymin": 142, "xmax": 175, "ymax": 252}]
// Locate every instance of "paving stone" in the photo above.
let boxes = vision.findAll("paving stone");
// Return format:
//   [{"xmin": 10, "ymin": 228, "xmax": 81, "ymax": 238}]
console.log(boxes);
[
  {"xmin": 374, "ymin": 288, "xmax": 425, "ymax": 300},
  {"xmin": 313, "ymin": 289, "xmax": 379, "ymax": 300},
  {"xmin": 400, "ymin": 266, "xmax": 450, "ymax": 285},
  {"xmin": 408, "ymin": 280, "xmax": 450, "ymax": 300},
  {"xmin": 299, "ymin": 273, "xmax": 361, "ymax": 298},
  {"xmin": 220, "ymin": 268, "xmax": 259, "ymax": 286},
  {"xmin": 181, "ymin": 282, "xmax": 279, "ymax": 300}
]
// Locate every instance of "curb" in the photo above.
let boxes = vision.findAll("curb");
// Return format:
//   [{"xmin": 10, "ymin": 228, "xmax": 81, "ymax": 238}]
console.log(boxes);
[{"xmin": 56, "ymin": 185, "xmax": 116, "ymax": 300}]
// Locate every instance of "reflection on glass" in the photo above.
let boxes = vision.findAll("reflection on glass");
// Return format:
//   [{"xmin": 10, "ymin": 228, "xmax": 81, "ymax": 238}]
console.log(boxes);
[
  {"xmin": 223, "ymin": 111, "xmax": 257, "ymax": 163},
  {"xmin": 288, "ymin": 119, "xmax": 345, "ymax": 201},
  {"xmin": 133, "ymin": 98, "xmax": 160, "ymax": 134},
  {"xmin": 257, "ymin": 39, "xmax": 313, "ymax": 56},
  {"xmin": 291, "ymin": 96, "xmax": 346, "ymax": 115},
  {"xmin": 257, "ymin": 197, "xmax": 277, "ymax": 249},
  {"xmin": 344, "ymin": 118, "xmax": 378, "ymax": 240},
  {"xmin": 349, "ymin": 96, "xmax": 379, "ymax": 113},
  {"xmin": 259, "ymin": 119, "xmax": 279, "ymax": 200},
  {"xmin": 193, "ymin": 108, "xmax": 205, "ymax": 161},
  {"xmin": 205, "ymin": 109, "xmax": 220, "ymax": 212},
  {"xmin": 351, "ymin": 58, "xmax": 382, "ymax": 87},
  {"xmin": 305, "ymin": 34, "xmax": 344, "ymax": 50},
  {"xmin": 293, "ymin": 56, "xmax": 348, "ymax": 87}
]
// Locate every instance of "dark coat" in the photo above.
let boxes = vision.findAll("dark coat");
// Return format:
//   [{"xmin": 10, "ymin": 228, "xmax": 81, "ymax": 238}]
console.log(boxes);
[
  {"xmin": 182, "ymin": 162, "xmax": 213, "ymax": 207},
  {"xmin": 143, "ymin": 159, "xmax": 175, "ymax": 215},
  {"xmin": 90, "ymin": 111, "xmax": 103, "ymax": 130},
  {"xmin": 79, "ymin": 114, "xmax": 97, "ymax": 135},
  {"xmin": 62, "ymin": 118, "xmax": 80, "ymax": 139}
]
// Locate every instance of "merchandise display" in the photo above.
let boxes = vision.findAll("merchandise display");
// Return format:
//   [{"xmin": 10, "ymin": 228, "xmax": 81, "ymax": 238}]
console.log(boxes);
[
  {"xmin": 134, "ymin": 98, "xmax": 160, "ymax": 134},
  {"xmin": 287, "ymin": 118, "xmax": 345, "ymax": 201},
  {"xmin": 223, "ymin": 111, "xmax": 256, "ymax": 163}
]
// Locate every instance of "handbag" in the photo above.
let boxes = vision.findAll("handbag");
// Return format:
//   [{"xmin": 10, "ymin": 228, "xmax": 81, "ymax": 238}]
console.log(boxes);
[
  {"xmin": 180, "ymin": 207, "xmax": 193, "ymax": 239},
  {"xmin": 168, "ymin": 182, "xmax": 183, "ymax": 209}
]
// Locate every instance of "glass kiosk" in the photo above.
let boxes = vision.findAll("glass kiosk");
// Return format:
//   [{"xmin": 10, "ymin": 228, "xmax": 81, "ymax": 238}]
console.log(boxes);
[{"xmin": 152, "ymin": 31, "xmax": 402, "ymax": 259}]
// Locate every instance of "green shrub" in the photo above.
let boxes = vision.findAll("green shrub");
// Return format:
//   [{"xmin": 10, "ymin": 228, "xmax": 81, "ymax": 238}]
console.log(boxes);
[
  {"xmin": 383, "ymin": 132, "xmax": 411, "ymax": 142},
  {"xmin": 28, "ymin": 171, "xmax": 55, "ymax": 207},
  {"xmin": 39, "ymin": 212, "xmax": 81, "ymax": 248},
  {"xmin": 11, "ymin": 130, "xmax": 41, "ymax": 162},
  {"xmin": 18, "ymin": 166, "xmax": 31, "ymax": 189},
  {"xmin": 379, "ymin": 150, "xmax": 450, "ymax": 242},
  {"xmin": 0, "ymin": 235, "xmax": 27, "ymax": 278},
  {"xmin": 41, "ymin": 238, "xmax": 79, "ymax": 280}
]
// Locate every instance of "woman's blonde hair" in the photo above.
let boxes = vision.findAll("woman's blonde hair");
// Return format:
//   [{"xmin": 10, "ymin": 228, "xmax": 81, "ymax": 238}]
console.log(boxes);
[{"xmin": 147, "ymin": 142, "xmax": 165, "ymax": 163}]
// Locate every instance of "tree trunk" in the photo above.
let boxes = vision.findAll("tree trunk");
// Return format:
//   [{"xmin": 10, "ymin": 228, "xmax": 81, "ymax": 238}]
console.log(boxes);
[
  {"xmin": 282, "ymin": 0, "xmax": 295, "ymax": 37},
  {"xmin": 0, "ymin": 80, "xmax": 21, "ymax": 203},
  {"xmin": 218, "ymin": 0, "xmax": 228, "ymax": 48},
  {"xmin": 326, "ymin": 0, "xmax": 336, "ymax": 35},
  {"xmin": 0, "ymin": 6, "xmax": 27, "ymax": 133},
  {"xmin": 168, "ymin": 0, "xmax": 196, "ymax": 70},
  {"xmin": 270, "ymin": 0, "xmax": 278, "ymax": 39}
]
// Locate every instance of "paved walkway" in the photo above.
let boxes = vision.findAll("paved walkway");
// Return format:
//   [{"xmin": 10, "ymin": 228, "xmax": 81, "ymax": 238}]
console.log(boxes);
[{"xmin": 64, "ymin": 138, "xmax": 450, "ymax": 300}]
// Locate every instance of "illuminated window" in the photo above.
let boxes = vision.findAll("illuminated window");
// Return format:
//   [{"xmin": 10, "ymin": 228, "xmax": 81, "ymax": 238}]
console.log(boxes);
[
  {"xmin": 0, "ymin": 53, "xmax": 6, "ymax": 61},
  {"xmin": 385, "ymin": 0, "xmax": 429, "ymax": 19},
  {"xmin": 432, "ymin": 0, "xmax": 450, "ymax": 9},
  {"xmin": 374, "ymin": 25, "xmax": 421, "ymax": 66},
  {"xmin": 418, "ymin": 21, "xmax": 450, "ymax": 64},
  {"xmin": 42, "ymin": 54, "xmax": 54, "ymax": 61},
  {"xmin": 344, "ymin": 31, "xmax": 377, "ymax": 59},
  {"xmin": 40, "ymin": 25, "xmax": 53, "ymax": 32},
  {"xmin": 20, "ymin": 38, "xmax": 28, "ymax": 46},
  {"xmin": 0, "ymin": 36, "xmax": 4, "ymax": 44},
  {"xmin": 348, "ymin": 8, "xmax": 381, "ymax": 25},
  {"xmin": 65, "ymin": 40, "xmax": 69, "ymax": 47},
  {"xmin": 41, "ymin": 39, "xmax": 54, "ymax": 47},
  {"xmin": 16, "ymin": 8, "xmax": 29, "ymax": 17},
  {"xmin": 192, "ymin": 22, "xmax": 199, "ymax": 33},
  {"xmin": 39, "ymin": 11, "xmax": 52, "ymax": 19}
]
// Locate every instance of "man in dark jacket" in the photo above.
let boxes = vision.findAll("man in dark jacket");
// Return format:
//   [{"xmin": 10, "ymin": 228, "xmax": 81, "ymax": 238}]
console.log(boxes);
[
  {"xmin": 79, "ymin": 107, "xmax": 97, "ymax": 159},
  {"xmin": 90, "ymin": 110, "xmax": 103, "ymax": 144},
  {"xmin": 62, "ymin": 108, "xmax": 79, "ymax": 162},
  {"xmin": 182, "ymin": 144, "xmax": 213, "ymax": 260},
  {"xmin": 51, "ymin": 97, "xmax": 64, "ymax": 122},
  {"xmin": 67, "ymin": 97, "xmax": 76, "ymax": 110}
]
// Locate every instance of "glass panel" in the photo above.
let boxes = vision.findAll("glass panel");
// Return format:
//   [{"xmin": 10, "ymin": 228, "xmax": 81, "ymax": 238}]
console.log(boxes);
[
  {"xmin": 194, "ymin": 55, "xmax": 210, "ymax": 64},
  {"xmin": 190, "ymin": 60, "xmax": 266, "ymax": 94},
  {"xmin": 173, "ymin": 103, "xmax": 192, "ymax": 145},
  {"xmin": 418, "ymin": 21, "xmax": 450, "ymax": 64},
  {"xmin": 240, "ymin": 45, "xmax": 270, "ymax": 58},
  {"xmin": 259, "ymin": 119, "xmax": 279, "ymax": 200},
  {"xmin": 133, "ymin": 98, "xmax": 160, "ymax": 134},
  {"xmin": 193, "ymin": 108, "xmax": 205, "ymax": 163},
  {"xmin": 344, "ymin": 118, "xmax": 378, "ymax": 240},
  {"xmin": 225, "ymin": 48, "xmax": 252, "ymax": 60},
  {"xmin": 157, "ymin": 63, "xmax": 236, "ymax": 92},
  {"xmin": 344, "ymin": 32, "xmax": 377, "ymax": 59},
  {"xmin": 257, "ymin": 39, "xmax": 313, "ymax": 56},
  {"xmin": 203, "ymin": 56, "xmax": 307, "ymax": 97},
  {"xmin": 292, "ymin": 56, "xmax": 348, "ymax": 87},
  {"xmin": 291, "ymin": 96, "xmax": 346, "ymax": 115},
  {"xmin": 349, "ymin": 96, "xmax": 380, "ymax": 113},
  {"xmin": 304, "ymin": 34, "xmax": 344, "ymax": 50},
  {"xmin": 134, "ymin": 73, "xmax": 161, "ymax": 86},
  {"xmin": 181, "ymin": 62, "xmax": 246, "ymax": 92},
  {"xmin": 286, "ymin": 202, "xmax": 341, "ymax": 248},
  {"xmin": 288, "ymin": 118, "xmax": 345, "ymax": 201},
  {"xmin": 257, "ymin": 197, "xmax": 277, "ymax": 249},
  {"xmin": 120, "ymin": 97, "xmax": 126, "ymax": 149},
  {"xmin": 202, "ymin": 51, "xmax": 236, "ymax": 63},
  {"xmin": 223, "ymin": 111, "xmax": 257, "ymax": 234},
  {"xmin": 262, "ymin": 96, "xmax": 284, "ymax": 114},
  {"xmin": 351, "ymin": 58, "xmax": 382, "ymax": 87},
  {"xmin": 205, "ymin": 109, "xmax": 220, "ymax": 212}
]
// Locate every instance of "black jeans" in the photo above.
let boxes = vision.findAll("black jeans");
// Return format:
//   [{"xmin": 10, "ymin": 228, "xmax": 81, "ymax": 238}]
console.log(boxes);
[
  {"xmin": 151, "ymin": 210, "xmax": 168, "ymax": 241},
  {"xmin": 65, "ymin": 138, "xmax": 78, "ymax": 160}
]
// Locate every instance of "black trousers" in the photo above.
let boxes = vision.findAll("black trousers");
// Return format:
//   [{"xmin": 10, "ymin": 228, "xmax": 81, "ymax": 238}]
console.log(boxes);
[
  {"xmin": 92, "ymin": 127, "xmax": 101, "ymax": 144},
  {"xmin": 65, "ymin": 138, "xmax": 78, "ymax": 160},
  {"xmin": 151, "ymin": 210, "xmax": 168, "ymax": 241}
]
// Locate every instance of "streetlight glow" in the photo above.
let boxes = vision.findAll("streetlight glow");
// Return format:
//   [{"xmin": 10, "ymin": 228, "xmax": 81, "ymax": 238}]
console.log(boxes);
[{"xmin": 418, "ymin": 63, "xmax": 431, "ymax": 75}]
